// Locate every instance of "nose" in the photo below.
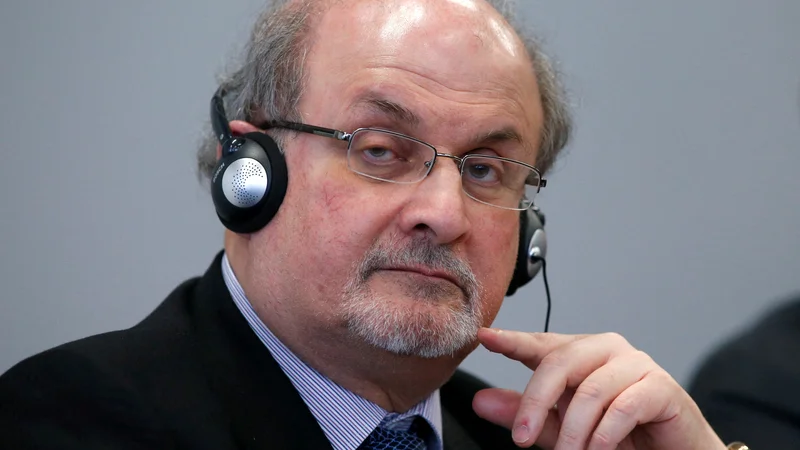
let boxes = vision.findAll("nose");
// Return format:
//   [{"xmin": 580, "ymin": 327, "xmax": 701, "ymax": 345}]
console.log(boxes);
[{"xmin": 396, "ymin": 156, "xmax": 471, "ymax": 246}]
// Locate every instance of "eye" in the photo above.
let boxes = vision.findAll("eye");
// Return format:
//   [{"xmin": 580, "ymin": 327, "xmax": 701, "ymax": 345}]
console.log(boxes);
[
  {"xmin": 464, "ymin": 159, "xmax": 501, "ymax": 184},
  {"xmin": 353, "ymin": 132, "xmax": 417, "ymax": 165},
  {"xmin": 347, "ymin": 129, "xmax": 430, "ymax": 182},
  {"xmin": 363, "ymin": 147, "xmax": 398, "ymax": 163}
]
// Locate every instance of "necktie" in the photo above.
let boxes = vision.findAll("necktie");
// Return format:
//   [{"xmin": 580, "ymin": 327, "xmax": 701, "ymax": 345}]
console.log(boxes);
[{"xmin": 358, "ymin": 415, "xmax": 430, "ymax": 450}]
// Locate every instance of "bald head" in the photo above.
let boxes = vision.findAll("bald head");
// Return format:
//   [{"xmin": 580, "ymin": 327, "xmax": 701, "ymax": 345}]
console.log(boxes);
[
  {"xmin": 347, "ymin": 0, "xmax": 527, "ymax": 58},
  {"xmin": 310, "ymin": 0, "xmax": 531, "ymax": 89}
]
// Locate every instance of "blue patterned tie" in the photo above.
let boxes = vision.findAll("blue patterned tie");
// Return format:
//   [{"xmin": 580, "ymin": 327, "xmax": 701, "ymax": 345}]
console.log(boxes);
[{"xmin": 358, "ymin": 415, "xmax": 430, "ymax": 450}]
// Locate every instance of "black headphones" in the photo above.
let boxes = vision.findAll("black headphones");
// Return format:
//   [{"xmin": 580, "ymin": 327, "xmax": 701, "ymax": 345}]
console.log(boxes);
[
  {"xmin": 209, "ymin": 88, "xmax": 547, "ymax": 296},
  {"xmin": 210, "ymin": 88, "xmax": 289, "ymax": 234}
]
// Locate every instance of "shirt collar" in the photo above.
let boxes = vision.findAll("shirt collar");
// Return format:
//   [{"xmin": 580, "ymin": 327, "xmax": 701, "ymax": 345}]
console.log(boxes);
[{"xmin": 221, "ymin": 253, "xmax": 444, "ymax": 450}]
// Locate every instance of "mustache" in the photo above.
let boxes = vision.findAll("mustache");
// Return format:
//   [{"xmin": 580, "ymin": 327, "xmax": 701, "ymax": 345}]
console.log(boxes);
[{"xmin": 356, "ymin": 236, "xmax": 481, "ymax": 302}]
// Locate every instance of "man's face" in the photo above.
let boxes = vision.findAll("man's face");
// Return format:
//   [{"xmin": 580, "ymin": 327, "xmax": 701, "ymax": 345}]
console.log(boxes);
[{"xmin": 246, "ymin": 0, "xmax": 544, "ymax": 359}]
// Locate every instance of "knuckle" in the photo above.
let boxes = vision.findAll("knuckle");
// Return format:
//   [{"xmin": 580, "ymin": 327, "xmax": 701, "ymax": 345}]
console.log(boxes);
[
  {"xmin": 520, "ymin": 392, "xmax": 553, "ymax": 411},
  {"xmin": 508, "ymin": 339, "xmax": 523, "ymax": 358},
  {"xmin": 574, "ymin": 380, "xmax": 605, "ymax": 402},
  {"xmin": 540, "ymin": 352, "xmax": 568, "ymax": 370},
  {"xmin": 631, "ymin": 349, "xmax": 653, "ymax": 363},
  {"xmin": 509, "ymin": 332, "xmax": 539, "ymax": 358},
  {"xmin": 532, "ymin": 331, "xmax": 556, "ymax": 348},
  {"xmin": 649, "ymin": 369, "xmax": 678, "ymax": 387},
  {"xmin": 601, "ymin": 331, "xmax": 628, "ymax": 346},
  {"xmin": 590, "ymin": 429, "xmax": 615, "ymax": 450},
  {"xmin": 610, "ymin": 392, "xmax": 640, "ymax": 419},
  {"xmin": 557, "ymin": 423, "xmax": 583, "ymax": 446}
]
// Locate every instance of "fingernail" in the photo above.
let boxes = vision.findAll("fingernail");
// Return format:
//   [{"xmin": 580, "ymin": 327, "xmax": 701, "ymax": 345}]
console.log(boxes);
[{"xmin": 512, "ymin": 424, "xmax": 530, "ymax": 443}]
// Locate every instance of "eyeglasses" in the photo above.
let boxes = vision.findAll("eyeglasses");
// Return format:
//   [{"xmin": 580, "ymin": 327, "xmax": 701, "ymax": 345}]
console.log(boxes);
[{"xmin": 261, "ymin": 120, "xmax": 547, "ymax": 211}]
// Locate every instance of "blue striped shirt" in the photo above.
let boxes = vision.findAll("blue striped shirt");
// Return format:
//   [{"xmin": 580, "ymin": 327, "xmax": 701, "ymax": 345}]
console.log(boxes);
[{"xmin": 222, "ymin": 254, "xmax": 444, "ymax": 450}]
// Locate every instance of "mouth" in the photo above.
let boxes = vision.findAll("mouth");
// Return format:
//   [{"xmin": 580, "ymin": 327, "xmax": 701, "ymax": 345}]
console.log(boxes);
[{"xmin": 378, "ymin": 266, "xmax": 461, "ymax": 288}]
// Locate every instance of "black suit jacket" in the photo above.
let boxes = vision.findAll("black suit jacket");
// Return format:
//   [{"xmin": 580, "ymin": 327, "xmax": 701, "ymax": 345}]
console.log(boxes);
[
  {"xmin": 0, "ymin": 252, "xmax": 528, "ymax": 449},
  {"xmin": 688, "ymin": 296, "xmax": 800, "ymax": 449}
]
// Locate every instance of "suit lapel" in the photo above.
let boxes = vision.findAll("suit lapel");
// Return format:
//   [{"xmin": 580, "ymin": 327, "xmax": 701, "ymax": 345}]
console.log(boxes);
[{"xmin": 194, "ymin": 252, "xmax": 334, "ymax": 450}]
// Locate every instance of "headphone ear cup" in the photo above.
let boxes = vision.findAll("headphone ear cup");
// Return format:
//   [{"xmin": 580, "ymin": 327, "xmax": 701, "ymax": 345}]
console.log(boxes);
[
  {"xmin": 211, "ymin": 131, "xmax": 288, "ymax": 233},
  {"xmin": 506, "ymin": 207, "xmax": 547, "ymax": 296}
]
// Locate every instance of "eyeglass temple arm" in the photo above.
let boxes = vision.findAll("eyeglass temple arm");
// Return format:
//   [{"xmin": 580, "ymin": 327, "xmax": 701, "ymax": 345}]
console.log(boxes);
[
  {"xmin": 526, "ymin": 176, "xmax": 546, "ymax": 189},
  {"xmin": 264, "ymin": 120, "xmax": 351, "ymax": 141}
]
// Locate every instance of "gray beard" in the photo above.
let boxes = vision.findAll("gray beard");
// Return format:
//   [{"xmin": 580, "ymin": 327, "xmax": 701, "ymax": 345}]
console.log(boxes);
[{"xmin": 340, "ymin": 235, "xmax": 483, "ymax": 358}]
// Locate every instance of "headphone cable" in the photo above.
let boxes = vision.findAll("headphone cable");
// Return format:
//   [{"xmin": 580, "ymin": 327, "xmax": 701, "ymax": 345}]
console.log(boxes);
[{"xmin": 539, "ymin": 258, "xmax": 552, "ymax": 333}]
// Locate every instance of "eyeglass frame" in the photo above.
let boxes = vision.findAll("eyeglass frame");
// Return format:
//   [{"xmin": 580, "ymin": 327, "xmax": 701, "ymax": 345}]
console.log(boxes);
[{"xmin": 256, "ymin": 119, "xmax": 547, "ymax": 211}]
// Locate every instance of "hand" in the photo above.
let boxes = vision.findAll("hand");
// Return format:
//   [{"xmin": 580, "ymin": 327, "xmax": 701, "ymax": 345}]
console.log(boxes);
[{"xmin": 472, "ymin": 329, "xmax": 726, "ymax": 450}]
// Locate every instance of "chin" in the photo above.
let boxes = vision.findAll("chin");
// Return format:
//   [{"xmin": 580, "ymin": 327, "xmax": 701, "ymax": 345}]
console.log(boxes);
[{"xmin": 341, "ymin": 287, "xmax": 482, "ymax": 359}]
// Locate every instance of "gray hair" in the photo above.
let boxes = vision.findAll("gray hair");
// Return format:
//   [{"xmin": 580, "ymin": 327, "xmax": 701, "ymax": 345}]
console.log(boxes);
[{"xmin": 196, "ymin": 0, "xmax": 572, "ymax": 185}]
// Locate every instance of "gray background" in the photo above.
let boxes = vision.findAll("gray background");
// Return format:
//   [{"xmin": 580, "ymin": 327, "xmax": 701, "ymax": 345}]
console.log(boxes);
[{"xmin": 1, "ymin": 0, "xmax": 799, "ymax": 394}]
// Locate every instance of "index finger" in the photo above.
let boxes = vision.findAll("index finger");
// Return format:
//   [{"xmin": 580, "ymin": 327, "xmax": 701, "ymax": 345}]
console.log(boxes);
[{"xmin": 477, "ymin": 328, "xmax": 588, "ymax": 367}]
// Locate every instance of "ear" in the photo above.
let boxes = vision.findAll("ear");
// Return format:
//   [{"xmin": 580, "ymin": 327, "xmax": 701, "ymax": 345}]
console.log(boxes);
[
  {"xmin": 230, "ymin": 120, "xmax": 261, "ymax": 136},
  {"xmin": 217, "ymin": 120, "xmax": 264, "ymax": 161}
]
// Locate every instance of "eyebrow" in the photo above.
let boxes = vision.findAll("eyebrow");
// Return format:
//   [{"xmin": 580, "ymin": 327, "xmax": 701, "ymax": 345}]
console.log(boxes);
[
  {"xmin": 470, "ymin": 127, "xmax": 525, "ymax": 147},
  {"xmin": 353, "ymin": 96, "xmax": 421, "ymax": 127}
]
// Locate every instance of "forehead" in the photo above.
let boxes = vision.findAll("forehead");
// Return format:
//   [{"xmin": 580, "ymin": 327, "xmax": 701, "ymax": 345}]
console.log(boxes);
[{"xmin": 300, "ymin": 0, "xmax": 544, "ymax": 157}]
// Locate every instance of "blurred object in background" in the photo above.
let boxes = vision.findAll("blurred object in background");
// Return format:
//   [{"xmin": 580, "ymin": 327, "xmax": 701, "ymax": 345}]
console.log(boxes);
[{"xmin": 688, "ymin": 292, "xmax": 800, "ymax": 449}]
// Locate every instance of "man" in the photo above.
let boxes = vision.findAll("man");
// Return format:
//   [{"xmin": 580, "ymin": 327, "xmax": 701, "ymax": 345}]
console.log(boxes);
[
  {"xmin": 689, "ymin": 293, "xmax": 800, "ymax": 449},
  {"xmin": 0, "ymin": 0, "xmax": 741, "ymax": 449}
]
